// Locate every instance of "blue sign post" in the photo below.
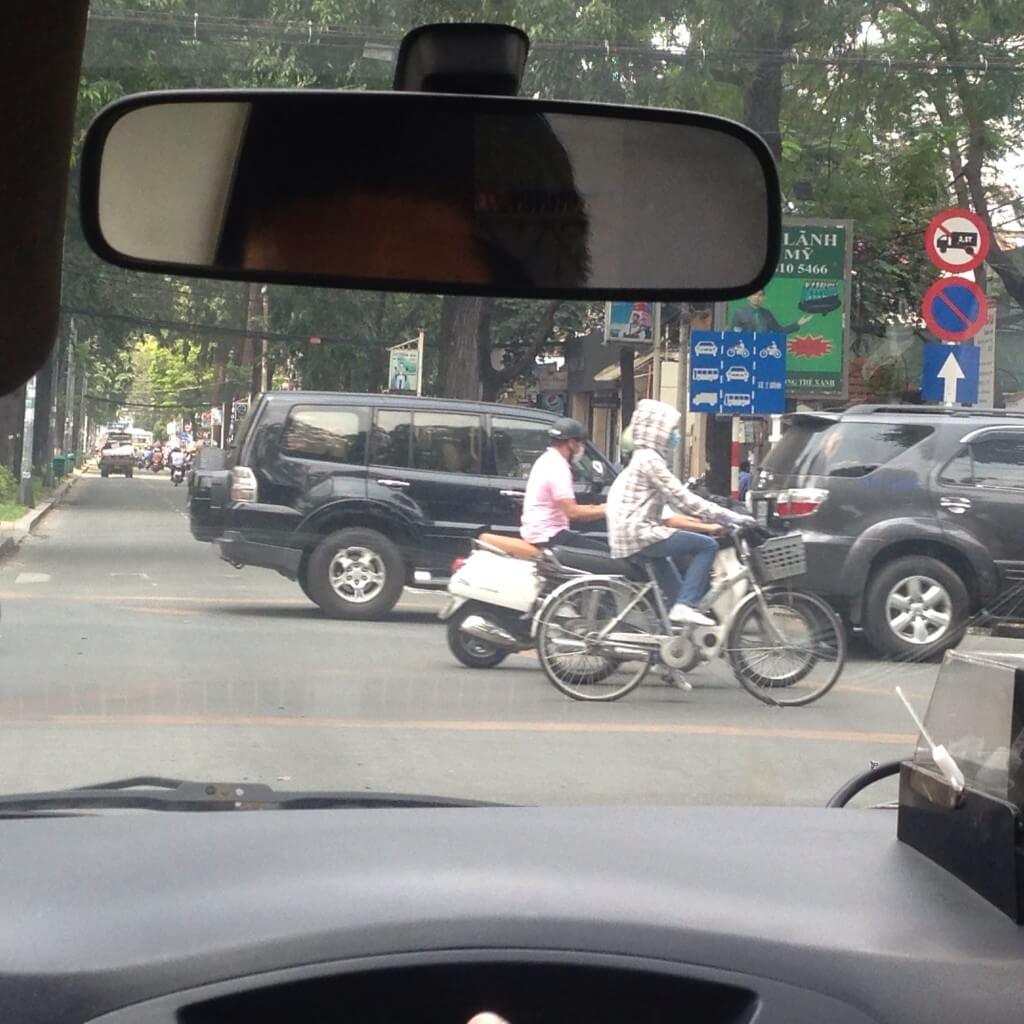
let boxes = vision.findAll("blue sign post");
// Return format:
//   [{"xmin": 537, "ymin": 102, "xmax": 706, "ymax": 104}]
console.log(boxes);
[
  {"xmin": 921, "ymin": 343, "xmax": 980, "ymax": 405},
  {"xmin": 689, "ymin": 331, "xmax": 786, "ymax": 415}
]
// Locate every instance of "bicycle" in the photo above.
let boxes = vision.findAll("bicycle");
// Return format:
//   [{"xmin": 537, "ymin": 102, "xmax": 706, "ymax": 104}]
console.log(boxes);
[{"xmin": 533, "ymin": 525, "xmax": 846, "ymax": 705}]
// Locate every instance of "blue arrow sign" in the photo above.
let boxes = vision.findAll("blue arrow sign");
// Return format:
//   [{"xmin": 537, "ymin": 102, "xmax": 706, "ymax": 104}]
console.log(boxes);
[{"xmin": 921, "ymin": 343, "xmax": 979, "ymax": 405}]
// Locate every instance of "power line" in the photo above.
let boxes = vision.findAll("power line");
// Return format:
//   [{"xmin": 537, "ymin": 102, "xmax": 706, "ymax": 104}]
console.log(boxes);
[
  {"xmin": 61, "ymin": 304, "xmax": 358, "ymax": 347},
  {"xmin": 86, "ymin": 393, "xmax": 214, "ymax": 410},
  {"xmin": 82, "ymin": 9, "xmax": 1024, "ymax": 76}
]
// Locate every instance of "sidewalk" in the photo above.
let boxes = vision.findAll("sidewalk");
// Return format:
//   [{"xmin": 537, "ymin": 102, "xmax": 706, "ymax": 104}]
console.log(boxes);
[{"xmin": 0, "ymin": 467, "xmax": 87, "ymax": 559}]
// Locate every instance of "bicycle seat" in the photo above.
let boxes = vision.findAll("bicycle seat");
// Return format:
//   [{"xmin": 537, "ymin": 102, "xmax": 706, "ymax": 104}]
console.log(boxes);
[{"xmin": 551, "ymin": 546, "xmax": 649, "ymax": 581}]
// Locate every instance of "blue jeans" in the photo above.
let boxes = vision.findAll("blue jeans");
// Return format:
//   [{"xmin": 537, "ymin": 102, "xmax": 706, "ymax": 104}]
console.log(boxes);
[{"xmin": 638, "ymin": 530, "xmax": 719, "ymax": 608}]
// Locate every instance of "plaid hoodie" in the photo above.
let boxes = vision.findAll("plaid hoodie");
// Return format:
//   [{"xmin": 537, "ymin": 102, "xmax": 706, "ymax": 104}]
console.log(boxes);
[{"xmin": 607, "ymin": 399, "xmax": 747, "ymax": 559}]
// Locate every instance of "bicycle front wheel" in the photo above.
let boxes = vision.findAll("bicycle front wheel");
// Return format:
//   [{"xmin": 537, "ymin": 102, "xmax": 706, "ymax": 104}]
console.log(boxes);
[
  {"xmin": 536, "ymin": 579, "xmax": 656, "ymax": 702},
  {"xmin": 726, "ymin": 588, "xmax": 846, "ymax": 707}
]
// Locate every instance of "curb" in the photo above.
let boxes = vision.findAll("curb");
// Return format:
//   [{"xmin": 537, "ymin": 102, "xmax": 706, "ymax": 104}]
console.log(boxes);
[{"xmin": 0, "ymin": 468, "xmax": 86, "ymax": 559}]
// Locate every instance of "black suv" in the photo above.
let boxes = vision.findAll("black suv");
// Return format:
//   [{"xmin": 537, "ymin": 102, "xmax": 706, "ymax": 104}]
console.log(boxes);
[
  {"xmin": 751, "ymin": 405, "xmax": 1024, "ymax": 659},
  {"xmin": 190, "ymin": 392, "xmax": 612, "ymax": 619}
]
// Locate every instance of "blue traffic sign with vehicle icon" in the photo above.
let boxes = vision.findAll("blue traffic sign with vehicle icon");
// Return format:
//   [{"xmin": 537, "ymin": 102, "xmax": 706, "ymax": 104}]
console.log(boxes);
[{"xmin": 689, "ymin": 330, "xmax": 786, "ymax": 415}]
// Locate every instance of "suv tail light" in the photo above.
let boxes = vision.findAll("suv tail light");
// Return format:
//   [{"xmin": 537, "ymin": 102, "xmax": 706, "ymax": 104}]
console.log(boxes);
[
  {"xmin": 230, "ymin": 466, "xmax": 258, "ymax": 503},
  {"xmin": 775, "ymin": 487, "xmax": 828, "ymax": 518}
]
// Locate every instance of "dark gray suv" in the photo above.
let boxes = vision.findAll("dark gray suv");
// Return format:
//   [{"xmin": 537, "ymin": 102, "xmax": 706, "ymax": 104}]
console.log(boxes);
[{"xmin": 751, "ymin": 405, "xmax": 1024, "ymax": 659}]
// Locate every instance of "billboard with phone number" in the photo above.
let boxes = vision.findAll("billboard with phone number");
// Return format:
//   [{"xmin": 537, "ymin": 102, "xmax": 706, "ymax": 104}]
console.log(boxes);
[{"xmin": 726, "ymin": 219, "xmax": 852, "ymax": 398}]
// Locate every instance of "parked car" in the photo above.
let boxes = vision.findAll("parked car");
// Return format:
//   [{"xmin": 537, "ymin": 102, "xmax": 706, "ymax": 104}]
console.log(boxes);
[
  {"xmin": 190, "ymin": 392, "xmax": 613, "ymax": 619},
  {"xmin": 750, "ymin": 405, "xmax": 1024, "ymax": 659}
]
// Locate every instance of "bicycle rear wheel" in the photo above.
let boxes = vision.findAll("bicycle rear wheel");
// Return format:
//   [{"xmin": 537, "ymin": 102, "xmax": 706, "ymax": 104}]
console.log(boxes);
[
  {"xmin": 536, "ymin": 579, "xmax": 656, "ymax": 702},
  {"xmin": 726, "ymin": 588, "xmax": 845, "ymax": 707}
]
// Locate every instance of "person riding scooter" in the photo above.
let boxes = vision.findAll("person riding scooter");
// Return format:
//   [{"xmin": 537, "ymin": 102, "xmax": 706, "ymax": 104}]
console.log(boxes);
[
  {"xmin": 606, "ymin": 400, "xmax": 754, "ymax": 627},
  {"xmin": 520, "ymin": 417, "xmax": 607, "ymax": 552},
  {"xmin": 169, "ymin": 446, "xmax": 186, "ymax": 483}
]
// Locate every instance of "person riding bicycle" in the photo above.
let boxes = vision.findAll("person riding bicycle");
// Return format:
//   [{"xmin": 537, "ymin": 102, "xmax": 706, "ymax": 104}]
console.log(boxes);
[
  {"xmin": 521, "ymin": 417, "xmax": 607, "ymax": 552},
  {"xmin": 607, "ymin": 400, "xmax": 754, "ymax": 626}
]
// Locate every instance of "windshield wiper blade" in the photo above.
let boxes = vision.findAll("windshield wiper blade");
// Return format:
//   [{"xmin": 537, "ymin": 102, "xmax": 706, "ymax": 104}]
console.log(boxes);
[{"xmin": 0, "ymin": 778, "xmax": 504, "ymax": 814}]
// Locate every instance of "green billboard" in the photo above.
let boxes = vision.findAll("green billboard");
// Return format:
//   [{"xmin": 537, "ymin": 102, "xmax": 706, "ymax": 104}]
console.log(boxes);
[{"xmin": 727, "ymin": 219, "xmax": 852, "ymax": 397}]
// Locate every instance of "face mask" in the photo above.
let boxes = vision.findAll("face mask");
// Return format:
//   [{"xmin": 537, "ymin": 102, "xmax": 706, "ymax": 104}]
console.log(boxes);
[
  {"xmin": 570, "ymin": 443, "xmax": 586, "ymax": 464},
  {"xmin": 667, "ymin": 429, "xmax": 681, "ymax": 450}
]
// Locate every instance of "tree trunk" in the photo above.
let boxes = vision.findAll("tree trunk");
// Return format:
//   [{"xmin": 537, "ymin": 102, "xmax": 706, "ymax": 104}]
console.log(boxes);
[
  {"xmin": 0, "ymin": 385, "xmax": 26, "ymax": 477},
  {"xmin": 435, "ymin": 295, "xmax": 491, "ymax": 398},
  {"xmin": 619, "ymin": 347, "xmax": 635, "ymax": 427},
  {"xmin": 32, "ymin": 346, "xmax": 57, "ymax": 474},
  {"xmin": 481, "ymin": 300, "xmax": 560, "ymax": 403},
  {"xmin": 743, "ymin": 58, "xmax": 784, "ymax": 162}
]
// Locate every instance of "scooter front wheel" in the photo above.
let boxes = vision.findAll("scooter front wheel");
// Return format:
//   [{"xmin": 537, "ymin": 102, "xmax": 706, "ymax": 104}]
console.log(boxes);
[{"xmin": 446, "ymin": 602, "xmax": 511, "ymax": 669}]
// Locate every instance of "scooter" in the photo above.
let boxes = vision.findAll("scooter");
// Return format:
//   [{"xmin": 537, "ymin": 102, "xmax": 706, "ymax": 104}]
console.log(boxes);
[
  {"xmin": 440, "ymin": 534, "xmax": 593, "ymax": 669},
  {"xmin": 170, "ymin": 462, "xmax": 186, "ymax": 486}
]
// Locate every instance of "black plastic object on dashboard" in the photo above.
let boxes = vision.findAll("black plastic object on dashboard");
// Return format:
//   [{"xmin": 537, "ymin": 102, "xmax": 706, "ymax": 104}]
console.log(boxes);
[{"xmin": 897, "ymin": 646, "xmax": 1024, "ymax": 924}]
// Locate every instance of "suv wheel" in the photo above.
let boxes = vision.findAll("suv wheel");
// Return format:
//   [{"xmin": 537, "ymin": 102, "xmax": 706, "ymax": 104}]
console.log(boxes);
[
  {"xmin": 297, "ymin": 563, "xmax": 316, "ymax": 605},
  {"xmin": 863, "ymin": 556, "xmax": 968, "ymax": 660},
  {"xmin": 307, "ymin": 528, "xmax": 405, "ymax": 620}
]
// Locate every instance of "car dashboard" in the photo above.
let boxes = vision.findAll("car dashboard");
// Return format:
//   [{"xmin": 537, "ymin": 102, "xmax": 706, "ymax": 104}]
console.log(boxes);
[{"xmin": 0, "ymin": 805, "xmax": 1021, "ymax": 1023}]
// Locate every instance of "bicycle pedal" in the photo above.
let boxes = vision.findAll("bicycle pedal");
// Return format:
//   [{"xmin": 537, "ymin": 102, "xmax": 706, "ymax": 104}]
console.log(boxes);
[{"xmin": 661, "ymin": 670, "xmax": 692, "ymax": 691}]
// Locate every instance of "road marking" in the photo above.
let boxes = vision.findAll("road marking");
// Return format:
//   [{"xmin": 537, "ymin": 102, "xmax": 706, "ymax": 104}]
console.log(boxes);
[
  {"xmin": 0, "ymin": 591, "xmax": 444, "ymax": 609},
  {"xmin": 115, "ymin": 605, "xmax": 197, "ymax": 618},
  {"xmin": 109, "ymin": 572, "xmax": 151, "ymax": 579},
  {"xmin": 14, "ymin": 573, "xmax": 50, "ymax": 584},
  {"xmin": 24, "ymin": 712, "xmax": 915, "ymax": 745}
]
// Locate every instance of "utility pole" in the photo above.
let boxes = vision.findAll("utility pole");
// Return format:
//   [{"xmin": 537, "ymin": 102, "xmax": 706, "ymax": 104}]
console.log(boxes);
[
  {"xmin": 416, "ymin": 329, "xmax": 425, "ymax": 396},
  {"xmin": 259, "ymin": 285, "xmax": 270, "ymax": 393},
  {"xmin": 62, "ymin": 317, "xmax": 77, "ymax": 452},
  {"xmin": 17, "ymin": 376, "xmax": 36, "ymax": 507},
  {"xmin": 675, "ymin": 305, "xmax": 689, "ymax": 479},
  {"xmin": 651, "ymin": 303, "xmax": 662, "ymax": 401}
]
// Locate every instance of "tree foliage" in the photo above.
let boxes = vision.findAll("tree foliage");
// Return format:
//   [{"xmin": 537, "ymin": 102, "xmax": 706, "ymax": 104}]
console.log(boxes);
[{"xmin": 64, "ymin": 0, "xmax": 1024, "ymax": 428}]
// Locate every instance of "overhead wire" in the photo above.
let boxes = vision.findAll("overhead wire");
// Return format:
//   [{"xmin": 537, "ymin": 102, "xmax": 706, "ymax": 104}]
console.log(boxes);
[{"xmin": 81, "ymin": 9, "xmax": 1024, "ymax": 75}]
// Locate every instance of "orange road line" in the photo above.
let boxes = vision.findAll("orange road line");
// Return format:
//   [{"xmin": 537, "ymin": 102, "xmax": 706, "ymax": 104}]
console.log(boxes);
[
  {"xmin": 0, "ymin": 592, "xmax": 443, "ymax": 606},
  {"xmin": 8, "ymin": 712, "xmax": 916, "ymax": 745}
]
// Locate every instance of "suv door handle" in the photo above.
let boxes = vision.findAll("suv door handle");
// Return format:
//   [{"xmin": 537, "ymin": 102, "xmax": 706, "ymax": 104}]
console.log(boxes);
[
  {"xmin": 940, "ymin": 496, "xmax": 971, "ymax": 513},
  {"xmin": 376, "ymin": 478, "xmax": 410, "ymax": 489},
  {"xmin": 499, "ymin": 489, "xmax": 525, "ymax": 500}
]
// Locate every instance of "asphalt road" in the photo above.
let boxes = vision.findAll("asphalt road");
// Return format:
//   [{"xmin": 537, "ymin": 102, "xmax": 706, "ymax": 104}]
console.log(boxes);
[{"xmin": 0, "ymin": 469, "xmax": 943, "ymax": 805}]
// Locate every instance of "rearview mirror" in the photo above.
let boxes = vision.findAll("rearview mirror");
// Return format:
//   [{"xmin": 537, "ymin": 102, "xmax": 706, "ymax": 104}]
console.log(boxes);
[{"xmin": 80, "ymin": 91, "xmax": 780, "ymax": 301}]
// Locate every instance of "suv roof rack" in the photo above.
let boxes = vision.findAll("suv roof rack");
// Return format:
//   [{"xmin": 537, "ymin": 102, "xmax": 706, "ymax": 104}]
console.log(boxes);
[{"xmin": 843, "ymin": 404, "xmax": 1024, "ymax": 419}]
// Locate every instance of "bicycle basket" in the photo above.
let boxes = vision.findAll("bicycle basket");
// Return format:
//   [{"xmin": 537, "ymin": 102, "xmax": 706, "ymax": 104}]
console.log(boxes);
[{"xmin": 749, "ymin": 533, "xmax": 806, "ymax": 582}]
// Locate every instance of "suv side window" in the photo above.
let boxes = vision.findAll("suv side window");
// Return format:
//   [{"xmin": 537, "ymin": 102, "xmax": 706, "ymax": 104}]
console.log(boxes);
[
  {"xmin": 973, "ymin": 437, "xmax": 1024, "ymax": 490},
  {"xmin": 413, "ymin": 413, "xmax": 483, "ymax": 473},
  {"xmin": 942, "ymin": 435, "xmax": 1024, "ymax": 491},
  {"xmin": 491, "ymin": 416, "xmax": 550, "ymax": 479},
  {"xmin": 371, "ymin": 410, "xmax": 483, "ymax": 474},
  {"xmin": 371, "ymin": 409, "xmax": 412, "ymax": 468},
  {"xmin": 281, "ymin": 406, "xmax": 367, "ymax": 465}
]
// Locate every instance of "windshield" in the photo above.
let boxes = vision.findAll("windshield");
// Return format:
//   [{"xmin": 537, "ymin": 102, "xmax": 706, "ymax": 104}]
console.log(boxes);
[{"xmin": 2, "ymin": 0, "xmax": 1023, "ymax": 809}]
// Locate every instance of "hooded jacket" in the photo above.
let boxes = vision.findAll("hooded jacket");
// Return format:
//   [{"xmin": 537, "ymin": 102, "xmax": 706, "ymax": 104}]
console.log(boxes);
[{"xmin": 606, "ymin": 399, "xmax": 746, "ymax": 558}]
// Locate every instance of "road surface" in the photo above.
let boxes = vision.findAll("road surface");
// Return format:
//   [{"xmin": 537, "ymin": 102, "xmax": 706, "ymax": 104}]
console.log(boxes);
[{"xmin": 0, "ymin": 470, "xmax": 942, "ymax": 805}]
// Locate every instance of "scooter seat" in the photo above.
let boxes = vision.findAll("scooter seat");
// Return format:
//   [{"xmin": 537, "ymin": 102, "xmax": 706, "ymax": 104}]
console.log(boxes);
[
  {"xmin": 476, "ymin": 533, "xmax": 542, "ymax": 560},
  {"xmin": 551, "ymin": 546, "xmax": 649, "ymax": 582}
]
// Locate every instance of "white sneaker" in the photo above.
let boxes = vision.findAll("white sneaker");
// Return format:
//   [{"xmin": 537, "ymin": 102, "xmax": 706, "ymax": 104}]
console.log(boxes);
[{"xmin": 669, "ymin": 603, "xmax": 715, "ymax": 627}]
